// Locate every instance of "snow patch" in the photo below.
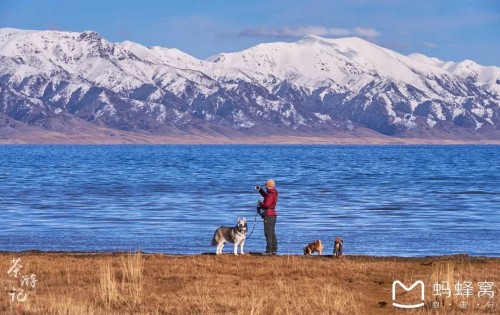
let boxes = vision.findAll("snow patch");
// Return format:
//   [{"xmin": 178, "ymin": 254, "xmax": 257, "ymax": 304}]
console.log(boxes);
[
  {"xmin": 314, "ymin": 113, "xmax": 331, "ymax": 121},
  {"xmin": 233, "ymin": 110, "xmax": 255, "ymax": 128}
]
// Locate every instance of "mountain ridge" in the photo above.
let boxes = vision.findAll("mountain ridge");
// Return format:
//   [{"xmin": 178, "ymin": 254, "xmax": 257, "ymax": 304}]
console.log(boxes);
[{"xmin": 1, "ymin": 27, "xmax": 500, "ymax": 142}]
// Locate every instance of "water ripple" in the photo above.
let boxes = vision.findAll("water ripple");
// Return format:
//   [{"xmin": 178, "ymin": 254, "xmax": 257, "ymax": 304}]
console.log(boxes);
[{"xmin": 0, "ymin": 145, "xmax": 499, "ymax": 257}]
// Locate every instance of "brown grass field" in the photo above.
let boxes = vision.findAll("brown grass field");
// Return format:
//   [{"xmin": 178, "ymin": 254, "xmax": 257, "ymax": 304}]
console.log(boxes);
[{"xmin": 1, "ymin": 252, "xmax": 499, "ymax": 315}]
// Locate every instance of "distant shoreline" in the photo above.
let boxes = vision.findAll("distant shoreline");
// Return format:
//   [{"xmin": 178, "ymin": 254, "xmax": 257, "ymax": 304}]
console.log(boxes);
[
  {"xmin": 2, "ymin": 135, "xmax": 500, "ymax": 145},
  {"xmin": 2, "ymin": 121, "xmax": 500, "ymax": 145}
]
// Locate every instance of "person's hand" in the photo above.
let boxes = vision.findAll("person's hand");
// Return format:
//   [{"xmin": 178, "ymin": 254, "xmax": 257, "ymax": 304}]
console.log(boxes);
[{"xmin": 255, "ymin": 185, "xmax": 261, "ymax": 190}]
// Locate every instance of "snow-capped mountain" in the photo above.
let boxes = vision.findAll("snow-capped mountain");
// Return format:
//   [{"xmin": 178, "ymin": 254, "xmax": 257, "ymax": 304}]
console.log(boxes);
[{"xmin": 1, "ymin": 28, "xmax": 499, "ymax": 139}]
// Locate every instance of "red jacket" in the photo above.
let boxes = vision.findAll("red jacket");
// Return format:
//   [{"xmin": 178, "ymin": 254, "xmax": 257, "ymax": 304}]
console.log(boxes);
[{"xmin": 259, "ymin": 188, "xmax": 278, "ymax": 216}]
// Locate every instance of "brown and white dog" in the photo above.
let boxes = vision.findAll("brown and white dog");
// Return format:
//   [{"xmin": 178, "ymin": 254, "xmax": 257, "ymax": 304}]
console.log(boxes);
[
  {"xmin": 333, "ymin": 236, "xmax": 344, "ymax": 257},
  {"xmin": 303, "ymin": 240, "xmax": 323, "ymax": 255}
]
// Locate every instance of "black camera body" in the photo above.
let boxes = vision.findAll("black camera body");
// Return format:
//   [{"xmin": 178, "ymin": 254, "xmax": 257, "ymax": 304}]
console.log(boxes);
[{"xmin": 256, "ymin": 205, "xmax": 266, "ymax": 218}]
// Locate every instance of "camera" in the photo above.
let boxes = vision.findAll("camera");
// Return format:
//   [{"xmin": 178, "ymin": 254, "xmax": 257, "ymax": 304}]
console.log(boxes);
[{"xmin": 256, "ymin": 204, "xmax": 265, "ymax": 218}]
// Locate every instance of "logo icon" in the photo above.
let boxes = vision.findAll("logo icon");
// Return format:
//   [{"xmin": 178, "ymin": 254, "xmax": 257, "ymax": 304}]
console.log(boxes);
[{"xmin": 392, "ymin": 280, "xmax": 425, "ymax": 309}]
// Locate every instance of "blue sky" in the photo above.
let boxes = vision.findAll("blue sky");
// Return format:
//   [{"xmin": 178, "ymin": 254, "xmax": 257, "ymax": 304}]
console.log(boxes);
[{"xmin": 1, "ymin": 0, "xmax": 499, "ymax": 65}]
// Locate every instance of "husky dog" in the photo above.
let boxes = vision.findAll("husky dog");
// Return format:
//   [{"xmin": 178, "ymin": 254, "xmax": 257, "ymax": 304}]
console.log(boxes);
[
  {"xmin": 304, "ymin": 240, "xmax": 323, "ymax": 255},
  {"xmin": 334, "ymin": 236, "xmax": 344, "ymax": 257},
  {"xmin": 211, "ymin": 217, "xmax": 247, "ymax": 255}
]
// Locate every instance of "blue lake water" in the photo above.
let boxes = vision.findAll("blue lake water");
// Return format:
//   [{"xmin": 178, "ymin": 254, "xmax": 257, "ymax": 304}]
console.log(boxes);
[{"xmin": 0, "ymin": 145, "xmax": 499, "ymax": 257}]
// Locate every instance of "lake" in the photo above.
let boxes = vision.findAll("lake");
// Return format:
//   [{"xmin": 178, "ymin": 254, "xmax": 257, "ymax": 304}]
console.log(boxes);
[{"xmin": 0, "ymin": 145, "xmax": 499, "ymax": 257}]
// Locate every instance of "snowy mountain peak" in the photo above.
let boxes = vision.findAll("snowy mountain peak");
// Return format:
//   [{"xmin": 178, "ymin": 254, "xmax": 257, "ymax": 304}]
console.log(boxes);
[
  {"xmin": 0, "ymin": 28, "xmax": 499, "ymax": 140},
  {"xmin": 117, "ymin": 40, "xmax": 203, "ymax": 69},
  {"xmin": 208, "ymin": 35, "xmax": 459, "ymax": 90},
  {"xmin": 78, "ymin": 30, "xmax": 102, "ymax": 41},
  {"xmin": 0, "ymin": 28, "xmax": 115, "ymax": 61},
  {"xmin": 408, "ymin": 52, "xmax": 500, "ymax": 86}
]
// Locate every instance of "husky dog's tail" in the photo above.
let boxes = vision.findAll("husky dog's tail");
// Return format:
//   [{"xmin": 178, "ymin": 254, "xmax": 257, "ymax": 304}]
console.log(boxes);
[{"xmin": 211, "ymin": 228, "xmax": 219, "ymax": 246}]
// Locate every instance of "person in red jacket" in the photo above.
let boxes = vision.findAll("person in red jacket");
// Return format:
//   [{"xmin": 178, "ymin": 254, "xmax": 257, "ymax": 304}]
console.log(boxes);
[{"xmin": 256, "ymin": 179, "xmax": 278, "ymax": 255}]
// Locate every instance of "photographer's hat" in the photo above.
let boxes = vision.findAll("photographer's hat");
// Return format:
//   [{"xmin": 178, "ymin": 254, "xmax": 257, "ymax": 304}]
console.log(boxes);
[{"xmin": 265, "ymin": 179, "xmax": 275, "ymax": 189}]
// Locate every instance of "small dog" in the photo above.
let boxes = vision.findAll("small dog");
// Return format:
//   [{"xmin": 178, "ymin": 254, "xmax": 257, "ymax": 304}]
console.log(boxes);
[
  {"xmin": 303, "ymin": 240, "xmax": 323, "ymax": 255},
  {"xmin": 333, "ymin": 236, "xmax": 344, "ymax": 257},
  {"xmin": 211, "ymin": 217, "xmax": 247, "ymax": 255}
]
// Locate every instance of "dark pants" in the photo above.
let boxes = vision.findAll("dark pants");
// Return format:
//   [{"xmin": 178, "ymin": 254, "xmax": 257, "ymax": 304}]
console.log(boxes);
[{"xmin": 264, "ymin": 215, "xmax": 277, "ymax": 253}]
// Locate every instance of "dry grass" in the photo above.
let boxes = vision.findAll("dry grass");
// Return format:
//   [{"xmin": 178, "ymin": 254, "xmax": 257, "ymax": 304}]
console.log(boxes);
[{"xmin": 1, "ymin": 253, "xmax": 498, "ymax": 314}]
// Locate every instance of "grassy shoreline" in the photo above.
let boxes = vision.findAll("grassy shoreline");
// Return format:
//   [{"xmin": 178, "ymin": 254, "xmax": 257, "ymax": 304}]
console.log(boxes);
[{"xmin": 1, "ymin": 252, "xmax": 499, "ymax": 314}]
